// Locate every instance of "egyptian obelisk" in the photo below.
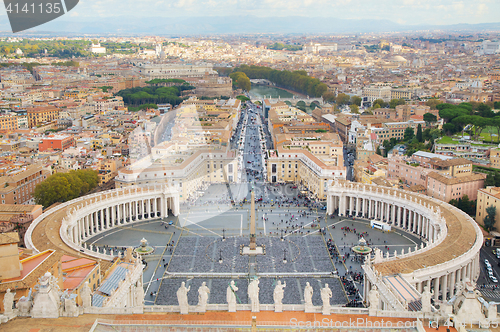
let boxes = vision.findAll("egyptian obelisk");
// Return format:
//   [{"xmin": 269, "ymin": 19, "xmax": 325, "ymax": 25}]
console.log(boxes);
[{"xmin": 250, "ymin": 189, "xmax": 256, "ymax": 250}]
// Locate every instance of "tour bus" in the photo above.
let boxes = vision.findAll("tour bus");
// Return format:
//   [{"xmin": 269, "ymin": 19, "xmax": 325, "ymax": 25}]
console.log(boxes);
[{"xmin": 370, "ymin": 220, "xmax": 391, "ymax": 232}]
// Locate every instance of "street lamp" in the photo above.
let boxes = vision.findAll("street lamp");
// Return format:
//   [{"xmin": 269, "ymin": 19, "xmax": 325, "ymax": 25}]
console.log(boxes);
[
  {"xmin": 219, "ymin": 248, "xmax": 223, "ymax": 264},
  {"xmin": 280, "ymin": 229, "xmax": 284, "ymax": 241},
  {"xmin": 283, "ymin": 249, "xmax": 287, "ymax": 263},
  {"xmin": 222, "ymin": 228, "xmax": 226, "ymax": 241}
]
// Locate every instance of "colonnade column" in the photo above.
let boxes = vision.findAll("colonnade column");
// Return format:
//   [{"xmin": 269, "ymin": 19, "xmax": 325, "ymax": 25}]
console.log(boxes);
[
  {"xmin": 442, "ymin": 274, "xmax": 448, "ymax": 301},
  {"xmin": 403, "ymin": 208, "xmax": 407, "ymax": 229},
  {"xmin": 434, "ymin": 277, "xmax": 439, "ymax": 302},
  {"xmin": 450, "ymin": 270, "xmax": 456, "ymax": 296},
  {"xmin": 397, "ymin": 206, "xmax": 402, "ymax": 227}
]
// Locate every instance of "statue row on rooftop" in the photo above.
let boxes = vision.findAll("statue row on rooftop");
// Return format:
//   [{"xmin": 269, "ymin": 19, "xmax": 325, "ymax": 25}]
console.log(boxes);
[{"xmin": 176, "ymin": 278, "xmax": 332, "ymax": 314}]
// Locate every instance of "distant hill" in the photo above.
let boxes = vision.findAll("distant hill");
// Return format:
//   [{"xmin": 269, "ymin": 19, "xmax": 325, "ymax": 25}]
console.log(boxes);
[{"xmin": 1, "ymin": 15, "xmax": 500, "ymax": 35}]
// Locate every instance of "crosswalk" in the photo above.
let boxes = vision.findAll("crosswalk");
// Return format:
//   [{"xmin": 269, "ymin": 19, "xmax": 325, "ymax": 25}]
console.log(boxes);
[{"xmin": 479, "ymin": 288, "xmax": 500, "ymax": 300}]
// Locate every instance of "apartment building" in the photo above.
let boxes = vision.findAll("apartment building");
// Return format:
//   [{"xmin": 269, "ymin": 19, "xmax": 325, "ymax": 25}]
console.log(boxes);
[
  {"xmin": 27, "ymin": 106, "xmax": 59, "ymax": 128},
  {"xmin": 435, "ymin": 139, "xmax": 491, "ymax": 159},
  {"xmin": 426, "ymin": 171, "xmax": 485, "ymax": 202},
  {"xmin": 115, "ymin": 145, "xmax": 238, "ymax": 200},
  {"xmin": 0, "ymin": 164, "xmax": 51, "ymax": 205},
  {"xmin": 362, "ymin": 83, "xmax": 392, "ymax": 103},
  {"xmin": 266, "ymin": 134, "xmax": 345, "ymax": 199},
  {"xmin": 267, "ymin": 148, "xmax": 345, "ymax": 199},
  {"xmin": 476, "ymin": 187, "xmax": 500, "ymax": 231},
  {"xmin": 490, "ymin": 148, "xmax": 500, "ymax": 169},
  {"xmin": 0, "ymin": 114, "xmax": 19, "ymax": 131},
  {"xmin": 372, "ymin": 119, "xmax": 425, "ymax": 142},
  {"xmin": 387, "ymin": 157, "xmax": 431, "ymax": 188},
  {"xmin": 38, "ymin": 135, "xmax": 75, "ymax": 152},
  {"xmin": 391, "ymin": 89, "xmax": 413, "ymax": 100}
]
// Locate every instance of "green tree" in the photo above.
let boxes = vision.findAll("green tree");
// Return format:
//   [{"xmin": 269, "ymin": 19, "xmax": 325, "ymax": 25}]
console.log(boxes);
[
  {"xmin": 33, "ymin": 170, "xmax": 99, "ymax": 207},
  {"xmin": 372, "ymin": 99, "xmax": 388, "ymax": 108},
  {"xmin": 350, "ymin": 104, "xmax": 360, "ymax": 114},
  {"xmin": 350, "ymin": 96, "xmax": 362, "ymax": 106},
  {"xmin": 476, "ymin": 103, "xmax": 494, "ymax": 118},
  {"xmin": 98, "ymin": 86, "xmax": 113, "ymax": 93},
  {"xmin": 336, "ymin": 93, "xmax": 350, "ymax": 105},
  {"xmin": 404, "ymin": 127, "xmax": 415, "ymax": 141},
  {"xmin": 323, "ymin": 91, "xmax": 335, "ymax": 103},
  {"xmin": 485, "ymin": 173, "xmax": 496, "ymax": 186},
  {"xmin": 389, "ymin": 98, "xmax": 405, "ymax": 109},
  {"xmin": 425, "ymin": 99, "xmax": 442, "ymax": 110},
  {"xmin": 236, "ymin": 95, "xmax": 250, "ymax": 102},
  {"xmin": 416, "ymin": 124, "xmax": 423, "ymax": 142},
  {"xmin": 229, "ymin": 72, "xmax": 251, "ymax": 91},
  {"xmin": 484, "ymin": 205, "xmax": 497, "ymax": 232},
  {"xmin": 423, "ymin": 113, "xmax": 437, "ymax": 126},
  {"xmin": 376, "ymin": 146, "xmax": 382, "ymax": 156}
]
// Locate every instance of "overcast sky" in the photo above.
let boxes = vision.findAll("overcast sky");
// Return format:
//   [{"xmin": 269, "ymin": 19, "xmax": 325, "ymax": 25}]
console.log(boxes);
[
  {"xmin": 58, "ymin": 0, "xmax": 498, "ymax": 25},
  {"xmin": 0, "ymin": 0, "xmax": 499, "ymax": 32}
]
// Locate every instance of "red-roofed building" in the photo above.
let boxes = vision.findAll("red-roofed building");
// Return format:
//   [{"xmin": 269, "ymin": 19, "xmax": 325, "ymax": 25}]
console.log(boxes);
[{"xmin": 38, "ymin": 135, "xmax": 75, "ymax": 152}]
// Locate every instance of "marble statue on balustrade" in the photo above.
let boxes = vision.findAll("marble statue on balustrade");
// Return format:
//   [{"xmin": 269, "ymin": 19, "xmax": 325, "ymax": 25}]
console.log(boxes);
[
  {"xmin": 227, "ymin": 280, "xmax": 238, "ymax": 312},
  {"xmin": 31, "ymin": 272, "xmax": 60, "ymax": 318},
  {"xmin": 248, "ymin": 278, "xmax": 260, "ymax": 312},
  {"xmin": 368, "ymin": 286, "xmax": 380, "ymax": 316},
  {"xmin": 421, "ymin": 286, "xmax": 433, "ymax": 313},
  {"xmin": 81, "ymin": 281, "xmax": 92, "ymax": 308},
  {"xmin": 197, "ymin": 282, "xmax": 210, "ymax": 312},
  {"xmin": 177, "ymin": 282, "xmax": 190, "ymax": 314},
  {"xmin": 3, "ymin": 289, "xmax": 15, "ymax": 317},
  {"xmin": 134, "ymin": 282, "xmax": 144, "ymax": 307},
  {"xmin": 273, "ymin": 280, "xmax": 286, "ymax": 312},
  {"xmin": 125, "ymin": 247, "xmax": 134, "ymax": 262},
  {"xmin": 61, "ymin": 291, "xmax": 79, "ymax": 317},
  {"xmin": 321, "ymin": 284, "xmax": 332, "ymax": 315},
  {"xmin": 304, "ymin": 282, "xmax": 314, "ymax": 313},
  {"xmin": 16, "ymin": 295, "xmax": 32, "ymax": 317}
]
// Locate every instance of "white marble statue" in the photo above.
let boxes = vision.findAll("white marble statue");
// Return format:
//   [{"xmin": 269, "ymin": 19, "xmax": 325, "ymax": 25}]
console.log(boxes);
[
  {"xmin": 321, "ymin": 284, "xmax": 332, "ymax": 315},
  {"xmin": 369, "ymin": 286, "xmax": 380, "ymax": 314},
  {"xmin": 3, "ymin": 289, "xmax": 15, "ymax": 315},
  {"xmin": 248, "ymin": 278, "xmax": 260, "ymax": 313},
  {"xmin": 197, "ymin": 282, "xmax": 210, "ymax": 312},
  {"xmin": 80, "ymin": 281, "xmax": 92, "ymax": 308},
  {"xmin": 227, "ymin": 280, "xmax": 238, "ymax": 312},
  {"xmin": 134, "ymin": 282, "xmax": 144, "ymax": 307},
  {"xmin": 421, "ymin": 286, "xmax": 433, "ymax": 313},
  {"xmin": 31, "ymin": 272, "xmax": 60, "ymax": 319},
  {"xmin": 304, "ymin": 282, "xmax": 314, "ymax": 312},
  {"xmin": 125, "ymin": 247, "xmax": 134, "ymax": 262},
  {"xmin": 273, "ymin": 280, "xmax": 286, "ymax": 312},
  {"xmin": 63, "ymin": 296, "xmax": 78, "ymax": 317},
  {"xmin": 177, "ymin": 282, "xmax": 190, "ymax": 314},
  {"xmin": 16, "ymin": 296, "xmax": 32, "ymax": 317}
]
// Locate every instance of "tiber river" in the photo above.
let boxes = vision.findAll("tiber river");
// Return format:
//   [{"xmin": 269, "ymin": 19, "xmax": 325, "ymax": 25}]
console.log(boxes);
[{"xmin": 249, "ymin": 85, "xmax": 296, "ymax": 99}]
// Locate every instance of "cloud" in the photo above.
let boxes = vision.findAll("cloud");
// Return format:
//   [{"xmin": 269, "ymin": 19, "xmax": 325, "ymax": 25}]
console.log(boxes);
[{"xmin": 36, "ymin": 0, "xmax": 499, "ymax": 25}]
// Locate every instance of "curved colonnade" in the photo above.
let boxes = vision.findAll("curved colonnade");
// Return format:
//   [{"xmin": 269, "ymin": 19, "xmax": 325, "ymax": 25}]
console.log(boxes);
[
  {"xmin": 25, "ymin": 185, "xmax": 180, "ymax": 261},
  {"xmin": 24, "ymin": 180, "xmax": 482, "ymax": 316},
  {"xmin": 327, "ymin": 181, "xmax": 483, "ymax": 311}
]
